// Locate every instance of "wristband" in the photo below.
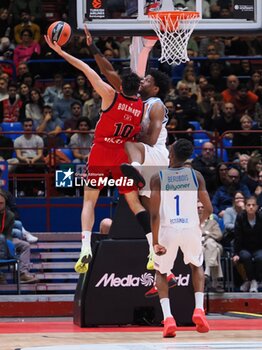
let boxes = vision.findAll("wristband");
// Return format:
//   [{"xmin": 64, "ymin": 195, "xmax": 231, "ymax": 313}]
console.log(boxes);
[{"xmin": 89, "ymin": 43, "xmax": 102, "ymax": 56}]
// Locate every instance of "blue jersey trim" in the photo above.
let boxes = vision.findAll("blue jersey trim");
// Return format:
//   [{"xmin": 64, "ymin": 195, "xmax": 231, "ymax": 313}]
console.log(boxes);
[{"xmin": 191, "ymin": 168, "xmax": 198, "ymax": 189}]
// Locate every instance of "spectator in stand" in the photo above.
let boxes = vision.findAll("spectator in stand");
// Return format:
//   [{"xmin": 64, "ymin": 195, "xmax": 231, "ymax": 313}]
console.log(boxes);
[
  {"xmin": 238, "ymin": 154, "xmax": 250, "ymax": 177},
  {"xmin": 255, "ymin": 170, "xmax": 262, "ymax": 209},
  {"xmin": 82, "ymin": 89, "xmax": 102, "ymax": 129},
  {"xmin": 20, "ymin": 72, "xmax": 35, "ymax": 89},
  {"xmin": 198, "ymin": 201, "xmax": 224, "ymax": 293},
  {"xmin": 25, "ymin": 88, "xmax": 44, "ymax": 123},
  {"xmin": 36, "ymin": 105, "xmax": 64, "ymax": 149},
  {"xmin": 177, "ymin": 66, "xmax": 201, "ymax": 100},
  {"xmin": 69, "ymin": 117, "xmax": 93, "ymax": 163},
  {"xmin": 64, "ymin": 101, "xmax": 83, "ymax": 132},
  {"xmin": 95, "ymin": 36, "xmax": 120, "ymax": 58},
  {"xmin": 165, "ymin": 99, "xmax": 176, "ymax": 123},
  {"xmin": 232, "ymin": 114, "xmax": 261, "ymax": 158},
  {"xmin": 18, "ymin": 82, "xmax": 30, "ymax": 120},
  {"xmin": 199, "ymin": 37, "xmax": 225, "ymax": 57},
  {"xmin": 212, "ymin": 167, "xmax": 251, "ymax": 217},
  {"xmin": 0, "ymin": 126, "xmax": 19, "ymax": 172},
  {"xmin": 221, "ymin": 77, "xmax": 259, "ymax": 118},
  {"xmin": 166, "ymin": 117, "xmax": 194, "ymax": 146},
  {"xmin": 174, "ymin": 82, "xmax": 200, "ymax": 122},
  {"xmin": 0, "ymin": 184, "xmax": 38, "ymax": 243},
  {"xmin": 0, "ymin": 77, "xmax": 8, "ymax": 102},
  {"xmin": 232, "ymin": 196, "xmax": 262, "ymax": 293},
  {"xmin": 235, "ymin": 84, "xmax": 258, "ymax": 118},
  {"xmin": 72, "ymin": 73, "xmax": 91, "ymax": 104},
  {"xmin": 241, "ymin": 155, "xmax": 262, "ymax": 194},
  {"xmin": 212, "ymin": 102, "xmax": 240, "ymax": 139},
  {"xmin": 192, "ymin": 142, "xmax": 222, "ymax": 197},
  {"xmin": 207, "ymin": 62, "xmax": 227, "ymax": 93},
  {"xmin": 225, "ymin": 37, "xmax": 256, "ymax": 57},
  {"xmin": 16, "ymin": 62, "xmax": 29, "ymax": 83},
  {"xmin": 42, "ymin": 73, "xmax": 64, "ymax": 106},
  {"xmin": 216, "ymin": 162, "xmax": 229, "ymax": 188},
  {"xmin": 223, "ymin": 191, "xmax": 245, "ymax": 248},
  {"xmin": 0, "ymin": 82, "xmax": 22, "ymax": 122},
  {"xmin": 11, "ymin": 0, "xmax": 42, "ymax": 25},
  {"xmin": 234, "ymin": 59, "xmax": 253, "ymax": 77},
  {"xmin": 0, "ymin": 37, "xmax": 14, "ymax": 61},
  {"xmin": 13, "ymin": 28, "xmax": 41, "ymax": 67},
  {"xmin": 53, "ymin": 83, "xmax": 79, "ymax": 123},
  {"xmin": 14, "ymin": 118, "xmax": 45, "ymax": 197},
  {"xmin": 14, "ymin": 10, "xmax": 41, "ymax": 44},
  {"xmin": 247, "ymin": 71, "xmax": 262, "ymax": 96},
  {"xmin": 0, "ymin": 190, "xmax": 39, "ymax": 284},
  {"xmin": 0, "ymin": 7, "xmax": 12, "ymax": 38},
  {"xmin": 198, "ymin": 84, "xmax": 221, "ymax": 130}
]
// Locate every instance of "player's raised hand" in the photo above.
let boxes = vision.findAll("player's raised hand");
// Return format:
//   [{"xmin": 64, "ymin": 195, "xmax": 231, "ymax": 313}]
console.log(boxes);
[
  {"xmin": 44, "ymin": 35, "xmax": 63, "ymax": 55},
  {"xmin": 84, "ymin": 24, "xmax": 92, "ymax": 46},
  {"xmin": 154, "ymin": 243, "xmax": 166, "ymax": 256}
]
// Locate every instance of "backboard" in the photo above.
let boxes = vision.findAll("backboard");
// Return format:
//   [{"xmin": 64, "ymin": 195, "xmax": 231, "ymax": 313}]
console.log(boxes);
[{"xmin": 70, "ymin": 0, "xmax": 262, "ymax": 36}]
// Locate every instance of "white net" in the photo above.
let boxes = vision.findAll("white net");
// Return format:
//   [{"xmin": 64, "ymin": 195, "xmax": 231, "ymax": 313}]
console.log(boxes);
[{"xmin": 149, "ymin": 11, "xmax": 200, "ymax": 66}]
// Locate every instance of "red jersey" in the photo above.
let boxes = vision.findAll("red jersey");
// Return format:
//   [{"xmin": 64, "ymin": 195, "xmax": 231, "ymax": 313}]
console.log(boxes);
[{"xmin": 94, "ymin": 92, "xmax": 143, "ymax": 146}]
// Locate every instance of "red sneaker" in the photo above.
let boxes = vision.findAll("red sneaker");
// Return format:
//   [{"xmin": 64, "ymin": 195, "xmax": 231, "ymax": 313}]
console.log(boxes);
[
  {"xmin": 192, "ymin": 308, "xmax": 210, "ymax": 333},
  {"xmin": 163, "ymin": 317, "xmax": 177, "ymax": 338},
  {"xmin": 145, "ymin": 285, "xmax": 158, "ymax": 298},
  {"xmin": 167, "ymin": 273, "xmax": 177, "ymax": 289}
]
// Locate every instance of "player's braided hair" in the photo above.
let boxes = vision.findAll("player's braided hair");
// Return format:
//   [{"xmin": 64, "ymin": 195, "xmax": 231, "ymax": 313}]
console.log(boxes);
[
  {"xmin": 121, "ymin": 72, "xmax": 141, "ymax": 96},
  {"xmin": 149, "ymin": 69, "xmax": 170, "ymax": 101},
  {"xmin": 173, "ymin": 138, "xmax": 194, "ymax": 162}
]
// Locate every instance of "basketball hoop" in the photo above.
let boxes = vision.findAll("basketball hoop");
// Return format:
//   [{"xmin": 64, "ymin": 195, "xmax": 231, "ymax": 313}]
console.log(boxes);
[{"xmin": 148, "ymin": 10, "xmax": 200, "ymax": 66}]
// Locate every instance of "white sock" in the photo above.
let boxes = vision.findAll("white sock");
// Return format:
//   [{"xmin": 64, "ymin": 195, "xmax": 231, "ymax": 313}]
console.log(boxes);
[
  {"xmin": 160, "ymin": 298, "xmax": 172, "ymax": 320},
  {"xmin": 146, "ymin": 232, "xmax": 153, "ymax": 254},
  {"xmin": 195, "ymin": 292, "xmax": 204, "ymax": 310},
  {"xmin": 81, "ymin": 230, "xmax": 91, "ymax": 252}
]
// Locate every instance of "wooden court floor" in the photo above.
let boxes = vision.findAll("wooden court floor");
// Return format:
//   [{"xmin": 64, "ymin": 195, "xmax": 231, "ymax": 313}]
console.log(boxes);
[{"xmin": 1, "ymin": 317, "xmax": 262, "ymax": 350}]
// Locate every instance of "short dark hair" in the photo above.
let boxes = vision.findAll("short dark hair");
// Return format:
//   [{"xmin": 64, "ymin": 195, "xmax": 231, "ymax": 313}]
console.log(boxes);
[
  {"xmin": 76, "ymin": 117, "xmax": 91, "ymax": 130},
  {"xmin": 121, "ymin": 72, "xmax": 141, "ymax": 96},
  {"xmin": 172, "ymin": 138, "xmax": 194, "ymax": 162},
  {"xmin": 149, "ymin": 69, "xmax": 170, "ymax": 100},
  {"xmin": 71, "ymin": 101, "xmax": 82, "ymax": 109},
  {"xmin": 20, "ymin": 28, "xmax": 33, "ymax": 38},
  {"xmin": 23, "ymin": 118, "xmax": 33, "ymax": 125}
]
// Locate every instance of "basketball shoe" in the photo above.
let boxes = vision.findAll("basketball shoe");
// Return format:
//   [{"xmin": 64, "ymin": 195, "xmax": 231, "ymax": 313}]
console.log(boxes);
[
  {"xmin": 146, "ymin": 250, "xmax": 154, "ymax": 270},
  {"xmin": 163, "ymin": 317, "xmax": 177, "ymax": 338},
  {"xmin": 145, "ymin": 273, "xmax": 177, "ymax": 298},
  {"xmin": 74, "ymin": 248, "xmax": 92, "ymax": 274},
  {"xmin": 120, "ymin": 163, "xmax": 146, "ymax": 189},
  {"xmin": 192, "ymin": 308, "xmax": 210, "ymax": 333}
]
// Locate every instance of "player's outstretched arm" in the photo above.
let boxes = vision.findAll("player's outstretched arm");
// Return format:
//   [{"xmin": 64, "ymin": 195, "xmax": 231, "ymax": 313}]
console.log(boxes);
[
  {"xmin": 45, "ymin": 35, "xmax": 115, "ymax": 103},
  {"xmin": 196, "ymin": 171, "xmax": 213, "ymax": 223},
  {"xmin": 150, "ymin": 174, "xmax": 166, "ymax": 255},
  {"xmin": 84, "ymin": 25, "xmax": 122, "ymax": 92}
]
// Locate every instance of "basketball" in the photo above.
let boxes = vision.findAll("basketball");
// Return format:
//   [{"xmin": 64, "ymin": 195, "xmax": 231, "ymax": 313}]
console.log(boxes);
[{"xmin": 47, "ymin": 21, "xmax": 71, "ymax": 46}]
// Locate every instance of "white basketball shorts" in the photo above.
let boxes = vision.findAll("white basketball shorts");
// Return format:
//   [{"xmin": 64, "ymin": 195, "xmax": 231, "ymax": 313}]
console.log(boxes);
[
  {"xmin": 154, "ymin": 225, "xmax": 203, "ymax": 274},
  {"xmin": 139, "ymin": 143, "xmax": 169, "ymax": 198}
]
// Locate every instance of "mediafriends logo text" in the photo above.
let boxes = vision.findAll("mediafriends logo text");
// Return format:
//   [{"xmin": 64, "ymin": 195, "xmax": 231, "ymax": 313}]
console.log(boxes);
[
  {"xmin": 95, "ymin": 273, "xmax": 154, "ymax": 287},
  {"xmin": 55, "ymin": 169, "xmax": 134, "ymax": 188}
]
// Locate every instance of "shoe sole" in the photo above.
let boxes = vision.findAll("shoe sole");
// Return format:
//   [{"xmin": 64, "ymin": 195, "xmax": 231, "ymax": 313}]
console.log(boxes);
[
  {"xmin": 163, "ymin": 324, "xmax": 177, "ymax": 337},
  {"xmin": 192, "ymin": 314, "xmax": 210, "ymax": 333},
  {"xmin": 120, "ymin": 164, "xmax": 146, "ymax": 189},
  {"xmin": 145, "ymin": 291, "xmax": 158, "ymax": 298},
  {"xmin": 146, "ymin": 261, "xmax": 154, "ymax": 270},
  {"xmin": 168, "ymin": 279, "xmax": 177, "ymax": 289}
]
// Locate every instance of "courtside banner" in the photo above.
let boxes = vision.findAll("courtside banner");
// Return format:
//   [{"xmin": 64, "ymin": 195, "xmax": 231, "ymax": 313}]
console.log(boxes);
[
  {"xmin": 74, "ymin": 240, "xmax": 194, "ymax": 326},
  {"xmin": 86, "ymin": 0, "xmax": 107, "ymax": 19}
]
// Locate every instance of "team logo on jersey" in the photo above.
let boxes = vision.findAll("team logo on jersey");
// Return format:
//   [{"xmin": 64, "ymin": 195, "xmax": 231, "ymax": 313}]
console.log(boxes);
[{"xmin": 55, "ymin": 168, "xmax": 74, "ymax": 187}]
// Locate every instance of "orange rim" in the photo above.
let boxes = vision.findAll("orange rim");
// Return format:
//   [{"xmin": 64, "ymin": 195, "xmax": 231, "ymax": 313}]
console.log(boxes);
[{"xmin": 148, "ymin": 11, "xmax": 200, "ymax": 30}]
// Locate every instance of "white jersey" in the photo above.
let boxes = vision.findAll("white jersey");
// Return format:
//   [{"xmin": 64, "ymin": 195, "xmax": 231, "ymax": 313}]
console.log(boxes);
[
  {"xmin": 142, "ymin": 97, "xmax": 168, "ymax": 148},
  {"xmin": 159, "ymin": 167, "xmax": 199, "ymax": 228}
]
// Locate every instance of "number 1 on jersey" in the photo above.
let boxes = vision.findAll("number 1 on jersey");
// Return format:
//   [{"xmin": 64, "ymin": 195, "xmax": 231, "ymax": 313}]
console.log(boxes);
[{"xmin": 174, "ymin": 195, "xmax": 180, "ymax": 216}]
